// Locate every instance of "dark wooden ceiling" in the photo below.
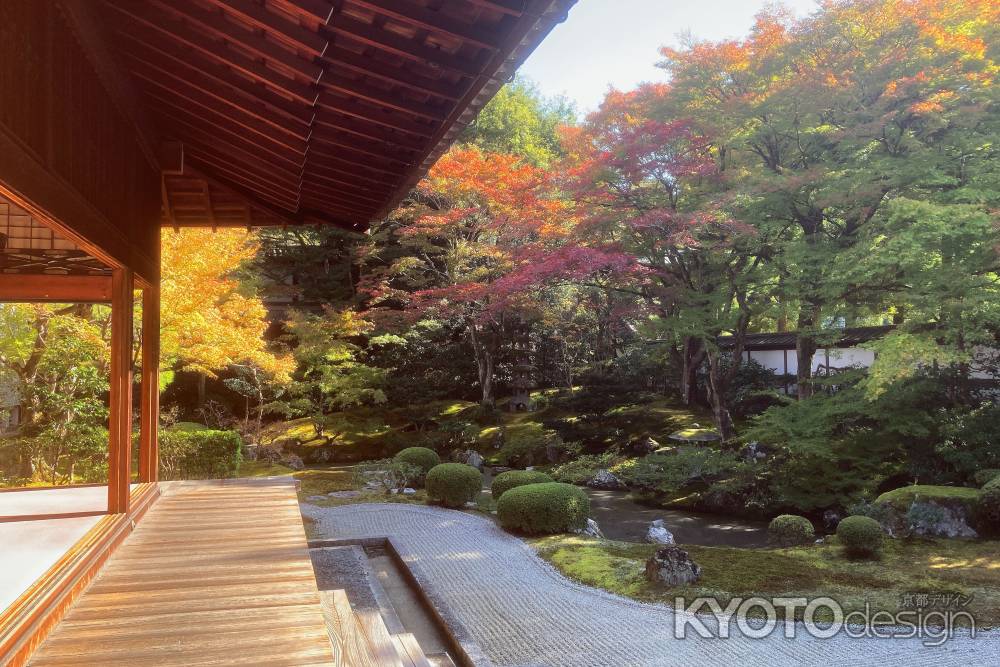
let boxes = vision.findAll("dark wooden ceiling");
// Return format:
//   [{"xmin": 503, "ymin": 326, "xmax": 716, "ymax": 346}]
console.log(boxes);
[{"xmin": 95, "ymin": 0, "xmax": 575, "ymax": 230}]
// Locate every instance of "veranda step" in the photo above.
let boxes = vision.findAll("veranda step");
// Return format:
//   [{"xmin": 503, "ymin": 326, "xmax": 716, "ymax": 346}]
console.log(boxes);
[
  {"xmin": 319, "ymin": 589, "xmax": 379, "ymax": 667},
  {"xmin": 355, "ymin": 609, "xmax": 404, "ymax": 667},
  {"xmin": 391, "ymin": 633, "xmax": 433, "ymax": 667}
]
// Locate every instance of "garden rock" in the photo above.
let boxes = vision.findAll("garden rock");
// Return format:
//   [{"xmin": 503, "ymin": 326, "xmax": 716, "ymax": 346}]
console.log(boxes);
[
  {"xmin": 402, "ymin": 487, "xmax": 417, "ymax": 495},
  {"xmin": 646, "ymin": 519, "xmax": 675, "ymax": 545},
  {"xmin": 741, "ymin": 441, "xmax": 768, "ymax": 462},
  {"xmin": 645, "ymin": 546, "xmax": 701, "ymax": 586},
  {"xmin": 628, "ymin": 435, "xmax": 660, "ymax": 456},
  {"xmin": 454, "ymin": 449, "xmax": 484, "ymax": 470},
  {"xmin": 328, "ymin": 490, "xmax": 361, "ymax": 499},
  {"xmin": 823, "ymin": 509, "xmax": 843, "ymax": 532},
  {"xmin": 307, "ymin": 495, "xmax": 325, "ymax": 502},
  {"xmin": 574, "ymin": 518, "xmax": 604, "ymax": 539},
  {"xmin": 588, "ymin": 469, "xmax": 625, "ymax": 490},
  {"xmin": 256, "ymin": 445, "xmax": 281, "ymax": 464},
  {"xmin": 282, "ymin": 454, "xmax": 305, "ymax": 471},
  {"xmin": 908, "ymin": 501, "xmax": 978, "ymax": 539}
]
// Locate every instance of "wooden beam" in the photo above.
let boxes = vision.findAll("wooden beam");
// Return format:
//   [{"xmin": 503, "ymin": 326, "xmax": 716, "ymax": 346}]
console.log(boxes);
[
  {"xmin": 309, "ymin": 131, "xmax": 416, "ymax": 166},
  {"xmin": 108, "ymin": 268, "xmax": 134, "ymax": 514},
  {"xmin": 312, "ymin": 116, "xmax": 424, "ymax": 152},
  {"xmin": 316, "ymin": 92, "xmax": 437, "ymax": 137},
  {"xmin": 322, "ymin": 45, "xmax": 465, "ymax": 101},
  {"xmin": 138, "ymin": 285, "xmax": 160, "ymax": 483},
  {"xmin": 141, "ymin": 91, "xmax": 308, "ymax": 166},
  {"xmin": 147, "ymin": 0, "xmax": 325, "ymax": 82},
  {"xmin": 131, "ymin": 75, "xmax": 309, "ymax": 156},
  {"xmin": 346, "ymin": 0, "xmax": 504, "ymax": 51},
  {"xmin": 0, "ymin": 275, "xmax": 112, "ymax": 302},
  {"xmin": 319, "ymin": 73, "xmax": 449, "ymax": 122},
  {"xmin": 325, "ymin": 15, "xmax": 481, "ymax": 78},
  {"xmin": 116, "ymin": 34, "xmax": 314, "ymax": 130},
  {"xmin": 104, "ymin": 1, "xmax": 319, "ymax": 105},
  {"xmin": 463, "ymin": 0, "xmax": 526, "ymax": 17},
  {"xmin": 199, "ymin": 0, "xmax": 331, "ymax": 56}
]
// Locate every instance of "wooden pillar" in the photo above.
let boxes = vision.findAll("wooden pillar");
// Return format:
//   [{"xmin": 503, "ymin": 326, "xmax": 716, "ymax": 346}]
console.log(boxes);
[
  {"xmin": 138, "ymin": 286, "xmax": 160, "ymax": 482},
  {"xmin": 108, "ymin": 268, "xmax": 133, "ymax": 514}
]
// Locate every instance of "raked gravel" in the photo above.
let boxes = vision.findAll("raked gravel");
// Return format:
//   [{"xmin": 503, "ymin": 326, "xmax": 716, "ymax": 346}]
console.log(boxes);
[{"xmin": 301, "ymin": 502, "xmax": 998, "ymax": 667}]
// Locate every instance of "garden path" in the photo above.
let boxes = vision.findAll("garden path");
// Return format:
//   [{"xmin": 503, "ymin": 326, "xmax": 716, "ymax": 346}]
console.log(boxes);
[{"xmin": 301, "ymin": 502, "xmax": 997, "ymax": 667}]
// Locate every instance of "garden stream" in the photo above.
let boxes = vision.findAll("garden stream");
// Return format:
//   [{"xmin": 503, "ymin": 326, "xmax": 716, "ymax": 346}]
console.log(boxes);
[{"xmin": 482, "ymin": 467, "xmax": 769, "ymax": 547}]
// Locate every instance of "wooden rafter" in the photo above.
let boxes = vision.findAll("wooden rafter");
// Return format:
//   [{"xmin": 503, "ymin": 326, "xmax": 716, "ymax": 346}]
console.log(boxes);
[{"xmin": 89, "ymin": 0, "xmax": 578, "ymax": 228}]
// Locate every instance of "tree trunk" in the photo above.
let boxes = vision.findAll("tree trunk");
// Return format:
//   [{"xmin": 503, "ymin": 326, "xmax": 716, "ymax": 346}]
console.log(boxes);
[
  {"xmin": 469, "ymin": 324, "xmax": 496, "ymax": 410},
  {"xmin": 795, "ymin": 303, "xmax": 821, "ymax": 400},
  {"xmin": 196, "ymin": 373, "xmax": 207, "ymax": 407},
  {"xmin": 679, "ymin": 337, "xmax": 705, "ymax": 406},
  {"xmin": 705, "ymin": 348, "xmax": 735, "ymax": 441}
]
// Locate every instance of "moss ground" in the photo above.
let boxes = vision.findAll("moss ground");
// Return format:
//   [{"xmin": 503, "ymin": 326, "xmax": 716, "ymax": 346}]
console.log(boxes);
[
  {"xmin": 532, "ymin": 534, "xmax": 1000, "ymax": 627},
  {"xmin": 876, "ymin": 484, "xmax": 981, "ymax": 510}
]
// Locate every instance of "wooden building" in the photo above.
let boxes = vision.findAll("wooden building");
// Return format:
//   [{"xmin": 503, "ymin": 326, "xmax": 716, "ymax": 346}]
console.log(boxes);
[{"xmin": 0, "ymin": 1, "xmax": 575, "ymax": 663}]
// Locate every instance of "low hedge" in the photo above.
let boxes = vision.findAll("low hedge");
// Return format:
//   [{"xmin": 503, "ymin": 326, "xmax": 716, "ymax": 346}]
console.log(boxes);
[
  {"xmin": 768, "ymin": 514, "xmax": 815, "ymax": 547},
  {"xmin": 159, "ymin": 429, "xmax": 242, "ymax": 480},
  {"xmin": 837, "ymin": 515, "xmax": 883, "ymax": 558},
  {"xmin": 497, "ymin": 482, "xmax": 590, "ymax": 535},
  {"xmin": 394, "ymin": 447, "xmax": 441, "ymax": 484},
  {"xmin": 491, "ymin": 470, "xmax": 553, "ymax": 500},
  {"xmin": 425, "ymin": 463, "xmax": 482, "ymax": 508}
]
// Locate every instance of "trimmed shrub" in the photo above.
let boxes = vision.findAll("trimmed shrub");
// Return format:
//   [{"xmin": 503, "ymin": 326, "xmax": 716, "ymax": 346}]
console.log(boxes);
[
  {"xmin": 768, "ymin": 514, "xmax": 815, "ymax": 547},
  {"xmin": 497, "ymin": 482, "xmax": 590, "ymax": 535},
  {"xmin": 976, "ymin": 477, "xmax": 1000, "ymax": 536},
  {"xmin": 491, "ymin": 470, "xmax": 553, "ymax": 500},
  {"xmin": 159, "ymin": 429, "xmax": 242, "ymax": 480},
  {"xmin": 425, "ymin": 463, "xmax": 482, "ymax": 508},
  {"xmin": 836, "ymin": 515, "xmax": 883, "ymax": 558},
  {"xmin": 394, "ymin": 447, "xmax": 441, "ymax": 485}
]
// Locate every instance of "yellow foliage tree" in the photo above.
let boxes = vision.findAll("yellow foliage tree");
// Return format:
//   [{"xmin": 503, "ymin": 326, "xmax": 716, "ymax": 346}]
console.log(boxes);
[{"xmin": 160, "ymin": 229, "xmax": 292, "ymax": 403}]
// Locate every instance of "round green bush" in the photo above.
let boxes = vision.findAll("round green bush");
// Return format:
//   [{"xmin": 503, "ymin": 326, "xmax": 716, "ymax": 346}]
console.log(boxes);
[
  {"xmin": 491, "ymin": 470, "xmax": 554, "ymax": 500},
  {"xmin": 425, "ymin": 463, "xmax": 482, "ymax": 508},
  {"xmin": 767, "ymin": 514, "xmax": 815, "ymax": 547},
  {"xmin": 976, "ymin": 477, "xmax": 1000, "ymax": 536},
  {"xmin": 837, "ymin": 515, "xmax": 884, "ymax": 558},
  {"xmin": 497, "ymin": 482, "xmax": 590, "ymax": 535},
  {"xmin": 394, "ymin": 447, "xmax": 441, "ymax": 479}
]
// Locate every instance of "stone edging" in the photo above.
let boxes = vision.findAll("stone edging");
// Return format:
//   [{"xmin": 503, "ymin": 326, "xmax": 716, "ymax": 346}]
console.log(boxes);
[{"xmin": 308, "ymin": 535, "xmax": 494, "ymax": 667}]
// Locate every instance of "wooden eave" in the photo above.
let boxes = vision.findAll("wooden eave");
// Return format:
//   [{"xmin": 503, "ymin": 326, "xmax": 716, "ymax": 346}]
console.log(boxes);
[{"xmin": 92, "ymin": 0, "xmax": 576, "ymax": 230}]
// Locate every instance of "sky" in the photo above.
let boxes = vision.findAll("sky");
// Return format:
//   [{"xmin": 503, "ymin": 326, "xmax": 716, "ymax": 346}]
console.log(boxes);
[{"xmin": 518, "ymin": 0, "xmax": 821, "ymax": 114}]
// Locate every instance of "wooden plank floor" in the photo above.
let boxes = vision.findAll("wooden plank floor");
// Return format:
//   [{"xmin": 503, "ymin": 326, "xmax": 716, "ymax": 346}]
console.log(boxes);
[{"xmin": 28, "ymin": 479, "xmax": 334, "ymax": 667}]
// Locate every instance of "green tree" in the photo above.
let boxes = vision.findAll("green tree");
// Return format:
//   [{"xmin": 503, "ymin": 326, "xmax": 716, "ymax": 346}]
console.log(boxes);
[{"xmin": 462, "ymin": 76, "xmax": 575, "ymax": 165}]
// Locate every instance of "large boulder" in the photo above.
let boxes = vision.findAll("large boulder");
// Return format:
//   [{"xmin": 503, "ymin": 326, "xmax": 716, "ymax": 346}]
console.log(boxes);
[
  {"xmin": 645, "ymin": 546, "xmax": 702, "ymax": 586},
  {"xmin": 588, "ymin": 469, "xmax": 625, "ymax": 490},
  {"xmin": 646, "ymin": 519, "xmax": 676, "ymax": 545},
  {"xmin": 908, "ymin": 501, "xmax": 978, "ymax": 539},
  {"xmin": 873, "ymin": 485, "xmax": 980, "ymax": 539}
]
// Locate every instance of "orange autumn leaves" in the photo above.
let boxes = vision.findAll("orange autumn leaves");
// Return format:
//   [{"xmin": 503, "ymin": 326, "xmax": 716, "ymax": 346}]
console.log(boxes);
[{"xmin": 160, "ymin": 229, "xmax": 291, "ymax": 382}]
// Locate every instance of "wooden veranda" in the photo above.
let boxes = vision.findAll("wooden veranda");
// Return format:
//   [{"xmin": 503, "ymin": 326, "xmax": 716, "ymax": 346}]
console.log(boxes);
[{"xmin": 0, "ymin": 0, "xmax": 575, "ymax": 664}]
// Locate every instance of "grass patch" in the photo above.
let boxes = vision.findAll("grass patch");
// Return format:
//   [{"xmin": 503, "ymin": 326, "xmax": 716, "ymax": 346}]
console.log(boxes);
[
  {"xmin": 532, "ymin": 535, "xmax": 1000, "ymax": 627},
  {"xmin": 237, "ymin": 461, "xmax": 295, "ymax": 477}
]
